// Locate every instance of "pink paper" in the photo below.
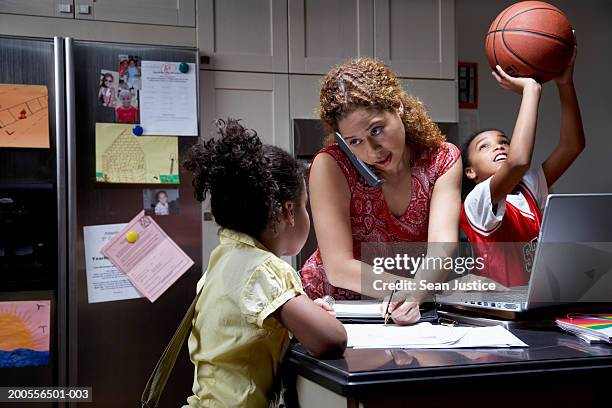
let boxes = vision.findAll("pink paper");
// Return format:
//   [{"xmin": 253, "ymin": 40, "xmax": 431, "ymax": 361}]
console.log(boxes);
[{"xmin": 101, "ymin": 211, "xmax": 194, "ymax": 302}]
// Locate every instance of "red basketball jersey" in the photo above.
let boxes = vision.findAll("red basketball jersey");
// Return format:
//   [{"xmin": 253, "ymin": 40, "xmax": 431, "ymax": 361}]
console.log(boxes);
[{"xmin": 461, "ymin": 167, "xmax": 548, "ymax": 286}]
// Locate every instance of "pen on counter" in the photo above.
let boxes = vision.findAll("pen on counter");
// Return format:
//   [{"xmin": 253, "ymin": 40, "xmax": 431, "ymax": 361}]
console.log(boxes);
[{"xmin": 384, "ymin": 285, "xmax": 398, "ymax": 325}]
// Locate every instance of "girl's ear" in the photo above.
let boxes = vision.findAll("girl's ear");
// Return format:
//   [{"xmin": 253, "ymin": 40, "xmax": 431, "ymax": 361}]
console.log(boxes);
[
  {"xmin": 282, "ymin": 201, "xmax": 296, "ymax": 227},
  {"xmin": 465, "ymin": 166, "xmax": 477, "ymax": 181}
]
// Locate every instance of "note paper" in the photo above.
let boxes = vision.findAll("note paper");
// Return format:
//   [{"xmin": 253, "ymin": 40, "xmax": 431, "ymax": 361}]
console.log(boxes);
[
  {"xmin": 84, "ymin": 223, "xmax": 144, "ymax": 303},
  {"xmin": 139, "ymin": 61, "xmax": 197, "ymax": 136},
  {"xmin": 100, "ymin": 211, "xmax": 194, "ymax": 302},
  {"xmin": 346, "ymin": 323, "xmax": 528, "ymax": 349}
]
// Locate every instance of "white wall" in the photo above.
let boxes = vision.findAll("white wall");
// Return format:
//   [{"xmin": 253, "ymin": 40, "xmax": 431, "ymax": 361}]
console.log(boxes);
[{"xmin": 456, "ymin": 0, "xmax": 612, "ymax": 193}]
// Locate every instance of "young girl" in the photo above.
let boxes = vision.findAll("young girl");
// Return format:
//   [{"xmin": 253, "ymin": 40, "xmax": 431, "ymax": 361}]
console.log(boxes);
[
  {"xmin": 97, "ymin": 72, "xmax": 116, "ymax": 108},
  {"xmin": 182, "ymin": 118, "xmax": 347, "ymax": 407},
  {"xmin": 461, "ymin": 48, "xmax": 584, "ymax": 287}
]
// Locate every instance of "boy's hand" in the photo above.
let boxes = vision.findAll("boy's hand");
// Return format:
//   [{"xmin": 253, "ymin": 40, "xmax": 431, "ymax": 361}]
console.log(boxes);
[
  {"xmin": 554, "ymin": 45, "xmax": 577, "ymax": 87},
  {"xmin": 492, "ymin": 65, "xmax": 541, "ymax": 95},
  {"xmin": 313, "ymin": 298, "xmax": 336, "ymax": 317}
]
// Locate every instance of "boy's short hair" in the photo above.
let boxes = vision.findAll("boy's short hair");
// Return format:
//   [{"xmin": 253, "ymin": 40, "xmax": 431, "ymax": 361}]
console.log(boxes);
[
  {"xmin": 461, "ymin": 128, "xmax": 506, "ymax": 200},
  {"xmin": 118, "ymin": 89, "xmax": 131, "ymax": 98}
]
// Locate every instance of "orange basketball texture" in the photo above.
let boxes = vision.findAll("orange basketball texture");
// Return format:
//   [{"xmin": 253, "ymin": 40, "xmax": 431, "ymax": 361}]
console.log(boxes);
[{"xmin": 485, "ymin": 1, "xmax": 574, "ymax": 83}]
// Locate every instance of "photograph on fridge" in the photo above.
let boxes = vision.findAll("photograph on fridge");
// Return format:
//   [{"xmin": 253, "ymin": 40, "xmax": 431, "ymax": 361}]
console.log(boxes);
[
  {"xmin": 143, "ymin": 188, "xmax": 180, "ymax": 216},
  {"xmin": 97, "ymin": 70, "xmax": 118, "ymax": 108},
  {"xmin": 118, "ymin": 54, "xmax": 141, "ymax": 91}
]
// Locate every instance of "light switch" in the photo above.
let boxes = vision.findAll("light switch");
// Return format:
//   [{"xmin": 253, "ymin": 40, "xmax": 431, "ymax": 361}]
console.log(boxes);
[
  {"xmin": 78, "ymin": 5, "xmax": 91, "ymax": 14},
  {"xmin": 58, "ymin": 4, "xmax": 73, "ymax": 13}
]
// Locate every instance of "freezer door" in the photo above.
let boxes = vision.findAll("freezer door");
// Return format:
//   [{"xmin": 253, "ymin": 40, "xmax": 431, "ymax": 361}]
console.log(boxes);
[
  {"xmin": 0, "ymin": 35, "xmax": 65, "ymax": 403},
  {"xmin": 67, "ymin": 40, "xmax": 201, "ymax": 407}
]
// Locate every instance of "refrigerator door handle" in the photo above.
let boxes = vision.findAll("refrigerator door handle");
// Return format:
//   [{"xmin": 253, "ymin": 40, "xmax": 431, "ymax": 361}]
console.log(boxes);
[
  {"xmin": 54, "ymin": 36, "xmax": 68, "ymax": 390},
  {"xmin": 64, "ymin": 36, "xmax": 78, "ymax": 389}
]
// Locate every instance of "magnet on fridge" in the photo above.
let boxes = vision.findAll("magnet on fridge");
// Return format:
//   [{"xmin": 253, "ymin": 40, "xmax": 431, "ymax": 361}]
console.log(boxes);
[
  {"xmin": 125, "ymin": 231, "xmax": 139, "ymax": 243},
  {"xmin": 132, "ymin": 125, "xmax": 144, "ymax": 136},
  {"xmin": 178, "ymin": 62, "xmax": 189, "ymax": 73}
]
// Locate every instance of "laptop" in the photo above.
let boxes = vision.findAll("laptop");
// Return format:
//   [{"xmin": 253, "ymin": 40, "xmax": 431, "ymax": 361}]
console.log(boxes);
[{"xmin": 435, "ymin": 194, "xmax": 612, "ymax": 313}]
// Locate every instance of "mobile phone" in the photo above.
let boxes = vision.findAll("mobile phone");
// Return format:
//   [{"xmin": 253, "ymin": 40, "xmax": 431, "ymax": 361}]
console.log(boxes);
[{"xmin": 335, "ymin": 132, "xmax": 383, "ymax": 187}]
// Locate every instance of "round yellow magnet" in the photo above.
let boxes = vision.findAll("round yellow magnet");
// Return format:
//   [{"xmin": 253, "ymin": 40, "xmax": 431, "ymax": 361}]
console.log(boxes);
[{"xmin": 125, "ymin": 231, "xmax": 139, "ymax": 243}]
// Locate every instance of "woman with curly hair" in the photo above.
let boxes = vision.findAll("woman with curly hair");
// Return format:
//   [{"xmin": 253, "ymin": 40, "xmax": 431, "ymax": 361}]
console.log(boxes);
[
  {"xmin": 183, "ymin": 118, "xmax": 346, "ymax": 407},
  {"xmin": 301, "ymin": 58, "xmax": 462, "ymax": 324}
]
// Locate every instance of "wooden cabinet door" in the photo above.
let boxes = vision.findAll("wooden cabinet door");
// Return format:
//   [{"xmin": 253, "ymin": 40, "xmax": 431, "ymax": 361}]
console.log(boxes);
[
  {"xmin": 74, "ymin": 0, "xmax": 195, "ymax": 26},
  {"xmin": 0, "ymin": 0, "xmax": 74, "ymax": 18},
  {"xmin": 198, "ymin": 0, "xmax": 288, "ymax": 73},
  {"xmin": 375, "ymin": 0, "xmax": 455, "ymax": 79},
  {"xmin": 289, "ymin": 0, "xmax": 374, "ymax": 74},
  {"xmin": 199, "ymin": 70, "xmax": 291, "ymax": 264}
]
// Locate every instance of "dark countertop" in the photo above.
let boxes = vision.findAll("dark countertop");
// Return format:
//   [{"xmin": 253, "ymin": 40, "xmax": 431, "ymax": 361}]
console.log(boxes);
[{"xmin": 285, "ymin": 327, "xmax": 612, "ymax": 399}]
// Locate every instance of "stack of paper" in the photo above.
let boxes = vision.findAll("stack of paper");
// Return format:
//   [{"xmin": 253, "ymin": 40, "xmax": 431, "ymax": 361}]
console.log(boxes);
[
  {"xmin": 556, "ymin": 314, "xmax": 612, "ymax": 344},
  {"xmin": 333, "ymin": 301, "xmax": 382, "ymax": 318},
  {"xmin": 345, "ymin": 323, "xmax": 528, "ymax": 349}
]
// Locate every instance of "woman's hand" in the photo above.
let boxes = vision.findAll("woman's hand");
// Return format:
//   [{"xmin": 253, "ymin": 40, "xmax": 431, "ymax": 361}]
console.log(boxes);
[
  {"xmin": 492, "ymin": 65, "xmax": 541, "ymax": 95},
  {"xmin": 313, "ymin": 298, "xmax": 337, "ymax": 317},
  {"xmin": 380, "ymin": 294, "xmax": 421, "ymax": 325}
]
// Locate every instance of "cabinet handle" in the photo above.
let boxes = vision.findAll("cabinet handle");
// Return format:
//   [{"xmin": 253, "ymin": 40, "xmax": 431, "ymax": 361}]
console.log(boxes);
[
  {"xmin": 203, "ymin": 212, "xmax": 213, "ymax": 221},
  {"xmin": 58, "ymin": 4, "xmax": 73, "ymax": 13},
  {"xmin": 77, "ymin": 5, "xmax": 91, "ymax": 15}
]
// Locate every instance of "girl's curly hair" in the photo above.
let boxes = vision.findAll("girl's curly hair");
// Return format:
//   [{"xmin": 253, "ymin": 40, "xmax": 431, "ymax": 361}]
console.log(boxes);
[
  {"xmin": 183, "ymin": 118, "xmax": 305, "ymax": 238},
  {"xmin": 319, "ymin": 58, "xmax": 445, "ymax": 153}
]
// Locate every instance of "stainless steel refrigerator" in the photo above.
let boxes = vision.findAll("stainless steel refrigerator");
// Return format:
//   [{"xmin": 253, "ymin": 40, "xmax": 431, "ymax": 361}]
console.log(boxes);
[{"xmin": 0, "ymin": 35, "xmax": 202, "ymax": 407}]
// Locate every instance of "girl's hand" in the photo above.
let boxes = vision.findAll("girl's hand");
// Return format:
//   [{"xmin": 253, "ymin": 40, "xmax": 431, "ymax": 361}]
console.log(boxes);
[
  {"xmin": 554, "ymin": 44, "xmax": 577, "ymax": 87},
  {"xmin": 380, "ymin": 295, "xmax": 421, "ymax": 325},
  {"xmin": 313, "ymin": 298, "xmax": 336, "ymax": 317},
  {"xmin": 492, "ymin": 65, "xmax": 541, "ymax": 95}
]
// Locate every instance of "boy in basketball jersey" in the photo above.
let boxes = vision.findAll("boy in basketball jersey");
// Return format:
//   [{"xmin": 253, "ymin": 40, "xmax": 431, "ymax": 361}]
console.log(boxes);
[{"xmin": 460, "ymin": 48, "xmax": 584, "ymax": 287}]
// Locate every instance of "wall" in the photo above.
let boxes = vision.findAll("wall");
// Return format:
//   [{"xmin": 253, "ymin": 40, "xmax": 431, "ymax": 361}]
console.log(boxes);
[{"xmin": 456, "ymin": 0, "xmax": 612, "ymax": 193}]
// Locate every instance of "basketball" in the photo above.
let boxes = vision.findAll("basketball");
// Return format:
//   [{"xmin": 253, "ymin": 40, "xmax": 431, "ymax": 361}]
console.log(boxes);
[{"xmin": 485, "ymin": 1, "xmax": 575, "ymax": 83}]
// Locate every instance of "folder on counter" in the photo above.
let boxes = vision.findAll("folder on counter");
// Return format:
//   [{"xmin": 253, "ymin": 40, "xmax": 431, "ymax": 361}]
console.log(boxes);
[{"xmin": 556, "ymin": 314, "xmax": 612, "ymax": 344}]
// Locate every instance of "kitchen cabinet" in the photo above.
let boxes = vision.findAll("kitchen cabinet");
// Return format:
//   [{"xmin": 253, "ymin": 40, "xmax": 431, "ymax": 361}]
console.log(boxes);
[
  {"xmin": 374, "ymin": 0, "xmax": 455, "ymax": 79},
  {"xmin": 197, "ymin": 0, "xmax": 288, "ymax": 72},
  {"xmin": 0, "ymin": 0, "xmax": 73, "ymax": 19},
  {"xmin": 0, "ymin": 0, "xmax": 195, "ymax": 26},
  {"xmin": 289, "ymin": 0, "xmax": 374, "ymax": 74},
  {"xmin": 199, "ymin": 70, "xmax": 291, "ymax": 264}
]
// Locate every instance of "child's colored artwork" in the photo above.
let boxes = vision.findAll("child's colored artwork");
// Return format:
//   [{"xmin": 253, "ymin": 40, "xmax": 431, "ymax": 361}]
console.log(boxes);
[
  {"xmin": 95, "ymin": 123, "xmax": 179, "ymax": 184},
  {"xmin": 0, "ymin": 300, "xmax": 51, "ymax": 368},
  {"xmin": 0, "ymin": 84, "xmax": 50, "ymax": 148}
]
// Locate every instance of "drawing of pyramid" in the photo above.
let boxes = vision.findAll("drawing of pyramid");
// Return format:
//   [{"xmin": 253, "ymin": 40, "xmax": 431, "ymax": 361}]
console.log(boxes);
[{"xmin": 102, "ymin": 128, "xmax": 146, "ymax": 182}]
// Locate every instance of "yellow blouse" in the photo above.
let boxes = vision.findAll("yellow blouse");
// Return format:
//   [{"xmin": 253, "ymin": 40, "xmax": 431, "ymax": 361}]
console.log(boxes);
[{"xmin": 184, "ymin": 228, "xmax": 305, "ymax": 408}]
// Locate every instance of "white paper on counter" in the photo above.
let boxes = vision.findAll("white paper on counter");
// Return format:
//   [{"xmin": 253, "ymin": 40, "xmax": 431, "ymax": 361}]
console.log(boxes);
[
  {"xmin": 346, "ymin": 323, "xmax": 528, "ymax": 349},
  {"xmin": 83, "ymin": 223, "xmax": 144, "ymax": 303},
  {"xmin": 139, "ymin": 60, "xmax": 197, "ymax": 136}
]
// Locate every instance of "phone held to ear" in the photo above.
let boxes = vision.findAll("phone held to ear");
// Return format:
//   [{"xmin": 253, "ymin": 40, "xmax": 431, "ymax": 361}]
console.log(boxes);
[{"xmin": 335, "ymin": 132, "xmax": 383, "ymax": 187}]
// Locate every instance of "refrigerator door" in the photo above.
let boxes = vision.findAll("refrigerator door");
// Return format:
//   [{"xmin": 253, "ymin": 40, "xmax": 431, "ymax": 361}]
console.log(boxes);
[
  {"xmin": 66, "ymin": 40, "xmax": 201, "ymax": 406},
  {"xmin": 0, "ymin": 35, "xmax": 65, "ymax": 404}
]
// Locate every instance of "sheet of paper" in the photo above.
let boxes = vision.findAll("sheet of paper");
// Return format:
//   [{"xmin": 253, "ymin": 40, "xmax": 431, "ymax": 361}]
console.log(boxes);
[
  {"xmin": 334, "ymin": 301, "xmax": 383, "ymax": 318},
  {"xmin": 345, "ymin": 323, "xmax": 528, "ymax": 349},
  {"xmin": 83, "ymin": 223, "xmax": 143, "ymax": 303},
  {"xmin": 100, "ymin": 211, "xmax": 194, "ymax": 302},
  {"xmin": 139, "ymin": 60, "xmax": 197, "ymax": 136},
  {"xmin": 0, "ymin": 84, "xmax": 50, "ymax": 148},
  {"xmin": 95, "ymin": 123, "xmax": 179, "ymax": 184},
  {"xmin": 0, "ymin": 300, "xmax": 51, "ymax": 367}
]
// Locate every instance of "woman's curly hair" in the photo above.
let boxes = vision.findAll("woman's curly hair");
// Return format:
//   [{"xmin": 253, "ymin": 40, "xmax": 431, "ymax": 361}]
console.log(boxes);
[
  {"xmin": 183, "ymin": 118, "xmax": 305, "ymax": 238},
  {"xmin": 319, "ymin": 57, "xmax": 445, "ymax": 152}
]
